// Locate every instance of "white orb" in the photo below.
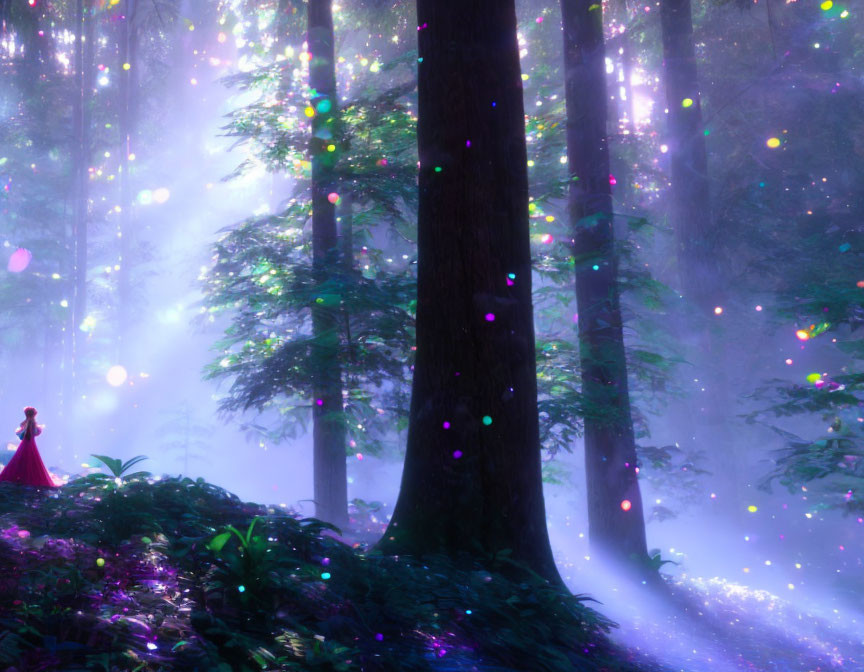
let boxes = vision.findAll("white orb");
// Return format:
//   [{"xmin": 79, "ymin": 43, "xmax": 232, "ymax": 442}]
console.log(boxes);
[{"xmin": 106, "ymin": 365, "xmax": 128, "ymax": 387}]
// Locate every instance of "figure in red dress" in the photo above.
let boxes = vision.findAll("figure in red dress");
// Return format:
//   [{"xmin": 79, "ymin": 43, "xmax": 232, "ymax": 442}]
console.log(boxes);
[{"xmin": 0, "ymin": 407, "xmax": 57, "ymax": 487}]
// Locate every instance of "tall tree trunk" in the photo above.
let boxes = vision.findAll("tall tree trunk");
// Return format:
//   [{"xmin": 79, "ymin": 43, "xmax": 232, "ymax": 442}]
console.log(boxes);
[
  {"xmin": 375, "ymin": 0, "xmax": 561, "ymax": 586},
  {"xmin": 660, "ymin": 0, "xmax": 739, "ymax": 516},
  {"xmin": 308, "ymin": 0, "xmax": 348, "ymax": 530},
  {"xmin": 561, "ymin": 0, "xmax": 650, "ymax": 570},
  {"xmin": 68, "ymin": 0, "xmax": 93, "ymax": 408},
  {"xmin": 118, "ymin": 0, "xmax": 138, "ymax": 363},
  {"xmin": 660, "ymin": 0, "xmax": 717, "ymax": 309}
]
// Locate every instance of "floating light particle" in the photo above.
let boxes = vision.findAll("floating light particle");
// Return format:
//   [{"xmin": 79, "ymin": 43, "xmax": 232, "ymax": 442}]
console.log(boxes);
[
  {"xmin": 442, "ymin": 421, "xmax": 450, "ymax": 429},
  {"xmin": 840, "ymin": 9, "xmax": 848, "ymax": 17},
  {"xmin": 485, "ymin": 313, "xmax": 495, "ymax": 322},
  {"xmin": 316, "ymin": 99, "xmax": 332, "ymax": 114},
  {"xmin": 238, "ymin": 585, "xmax": 245, "ymax": 592},
  {"xmin": 466, "ymin": 140, "xmax": 471, "ymax": 147},
  {"xmin": 796, "ymin": 329, "xmax": 810, "ymax": 341},
  {"xmin": 190, "ymin": 78, "xmax": 198, "ymax": 86},
  {"xmin": 327, "ymin": 192, "xmax": 340, "ymax": 204},
  {"xmin": 355, "ymin": 453, "xmax": 363, "ymax": 460},
  {"xmin": 820, "ymin": 0, "xmax": 832, "ymax": 8},
  {"xmin": 765, "ymin": 560, "xmax": 772, "ymax": 566},
  {"xmin": 96, "ymin": 558, "xmax": 105, "ymax": 567},
  {"xmin": 326, "ymin": 144, "xmax": 336, "ymax": 152},
  {"xmin": 806, "ymin": 373, "xmax": 822, "ymax": 384},
  {"xmin": 453, "ymin": 450, "xmax": 462, "ymax": 459},
  {"xmin": 681, "ymin": 97, "xmax": 694, "ymax": 108},
  {"xmin": 755, "ymin": 305, "xmax": 763, "ymax": 311},
  {"xmin": 482, "ymin": 416, "xmax": 492, "ymax": 426},
  {"xmin": 785, "ymin": 358, "xmax": 793, "ymax": 365},
  {"xmin": 106, "ymin": 365, "xmax": 128, "ymax": 387},
  {"xmin": 609, "ymin": 174, "xmax": 617, "ymax": 185},
  {"xmin": 620, "ymin": 499, "xmax": 632, "ymax": 511},
  {"xmin": 7, "ymin": 248, "xmax": 32, "ymax": 273},
  {"xmin": 545, "ymin": 215, "xmax": 555, "ymax": 222},
  {"xmin": 747, "ymin": 505, "xmax": 758, "ymax": 513},
  {"xmin": 766, "ymin": 137, "xmax": 782, "ymax": 149},
  {"xmin": 122, "ymin": 62, "xmax": 131, "ymax": 71},
  {"xmin": 660, "ymin": 144, "xmax": 669, "ymax": 153},
  {"xmin": 375, "ymin": 633, "xmax": 384, "ymax": 641},
  {"xmin": 710, "ymin": 492, "xmax": 717, "ymax": 498},
  {"xmin": 321, "ymin": 572, "xmax": 331, "ymax": 580},
  {"xmin": 714, "ymin": 306, "xmax": 723, "ymax": 315},
  {"xmin": 527, "ymin": 160, "xmax": 535, "ymax": 167},
  {"xmin": 592, "ymin": 264, "xmax": 600, "ymax": 271},
  {"xmin": 434, "ymin": 166, "xmax": 442, "ymax": 172},
  {"xmin": 508, "ymin": 272, "xmax": 516, "ymax": 280},
  {"xmin": 137, "ymin": 189, "xmax": 153, "ymax": 205},
  {"xmin": 60, "ymin": 300, "xmax": 68, "ymax": 308},
  {"xmin": 152, "ymin": 188, "xmax": 170, "ymax": 204},
  {"xmin": 857, "ymin": 280, "xmax": 864, "ymax": 288},
  {"xmin": 316, "ymin": 398, "xmax": 324, "ymax": 406},
  {"xmin": 541, "ymin": 233, "xmax": 553, "ymax": 244},
  {"xmin": 304, "ymin": 106, "xmax": 315, "ymax": 117},
  {"xmin": 217, "ymin": 32, "xmax": 227, "ymax": 43}
]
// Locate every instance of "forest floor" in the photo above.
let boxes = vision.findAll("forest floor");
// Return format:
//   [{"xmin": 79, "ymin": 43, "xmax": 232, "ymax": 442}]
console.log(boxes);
[{"xmin": 0, "ymin": 475, "xmax": 861, "ymax": 672}]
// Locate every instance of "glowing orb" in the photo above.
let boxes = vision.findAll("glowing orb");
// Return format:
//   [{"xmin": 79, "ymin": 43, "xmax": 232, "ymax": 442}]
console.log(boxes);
[
  {"xmin": 820, "ymin": 0, "xmax": 832, "ymax": 8},
  {"xmin": 453, "ymin": 450, "xmax": 463, "ymax": 459},
  {"xmin": 806, "ymin": 372, "xmax": 822, "ymax": 384},
  {"xmin": 152, "ymin": 188, "xmax": 170, "ymax": 204},
  {"xmin": 609, "ymin": 174, "xmax": 617, "ymax": 186},
  {"xmin": 857, "ymin": 280, "xmax": 864, "ymax": 288},
  {"xmin": 443, "ymin": 421, "xmax": 451, "ymax": 429},
  {"xmin": 482, "ymin": 416, "xmax": 492, "ymax": 426},
  {"xmin": 681, "ymin": 98, "xmax": 694, "ymax": 108},
  {"xmin": 316, "ymin": 99, "xmax": 332, "ymax": 114},
  {"xmin": 137, "ymin": 189, "xmax": 153, "ymax": 205},
  {"xmin": 747, "ymin": 505, "xmax": 758, "ymax": 513},
  {"xmin": 96, "ymin": 558, "xmax": 105, "ymax": 567},
  {"xmin": 106, "ymin": 365, "xmax": 128, "ymax": 387},
  {"xmin": 620, "ymin": 499, "xmax": 632, "ymax": 511},
  {"xmin": 327, "ymin": 192, "xmax": 340, "ymax": 204},
  {"xmin": 714, "ymin": 306, "xmax": 723, "ymax": 315},
  {"xmin": 485, "ymin": 313, "xmax": 495, "ymax": 322},
  {"xmin": 7, "ymin": 248, "xmax": 32, "ymax": 273},
  {"xmin": 766, "ymin": 137, "xmax": 781, "ymax": 149},
  {"xmin": 795, "ymin": 329, "xmax": 810, "ymax": 341},
  {"xmin": 304, "ymin": 106, "xmax": 315, "ymax": 117},
  {"xmin": 541, "ymin": 233, "xmax": 553, "ymax": 244}
]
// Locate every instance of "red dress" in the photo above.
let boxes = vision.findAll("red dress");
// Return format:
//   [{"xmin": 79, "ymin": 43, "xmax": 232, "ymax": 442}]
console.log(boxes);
[{"xmin": 0, "ymin": 425, "xmax": 56, "ymax": 487}]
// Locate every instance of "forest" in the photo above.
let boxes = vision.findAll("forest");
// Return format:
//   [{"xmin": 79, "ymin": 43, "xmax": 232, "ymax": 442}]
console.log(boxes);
[{"xmin": 0, "ymin": 0, "xmax": 862, "ymax": 669}]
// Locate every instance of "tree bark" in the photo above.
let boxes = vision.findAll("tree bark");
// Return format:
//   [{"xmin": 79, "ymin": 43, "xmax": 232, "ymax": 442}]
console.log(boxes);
[
  {"xmin": 308, "ymin": 0, "xmax": 348, "ymax": 530},
  {"xmin": 660, "ymin": 0, "xmax": 718, "ymax": 310},
  {"xmin": 561, "ymin": 0, "xmax": 650, "ymax": 569},
  {"xmin": 376, "ymin": 0, "xmax": 561, "ymax": 585}
]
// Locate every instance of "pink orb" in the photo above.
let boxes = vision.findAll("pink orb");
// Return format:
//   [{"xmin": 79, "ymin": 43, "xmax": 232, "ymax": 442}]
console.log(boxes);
[{"xmin": 7, "ymin": 248, "xmax": 32, "ymax": 273}]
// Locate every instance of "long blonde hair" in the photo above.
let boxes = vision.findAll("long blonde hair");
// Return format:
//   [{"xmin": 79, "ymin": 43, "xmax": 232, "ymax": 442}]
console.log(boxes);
[{"xmin": 21, "ymin": 407, "xmax": 38, "ymax": 440}]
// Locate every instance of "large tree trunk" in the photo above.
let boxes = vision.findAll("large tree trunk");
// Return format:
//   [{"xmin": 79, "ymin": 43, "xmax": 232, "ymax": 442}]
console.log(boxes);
[
  {"xmin": 561, "ymin": 0, "xmax": 650, "ymax": 569},
  {"xmin": 308, "ymin": 0, "xmax": 348, "ymax": 530},
  {"xmin": 375, "ymin": 0, "xmax": 561, "ymax": 585}
]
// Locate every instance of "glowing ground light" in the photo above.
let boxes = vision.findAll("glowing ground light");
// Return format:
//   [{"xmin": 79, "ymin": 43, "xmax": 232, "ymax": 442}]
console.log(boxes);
[
  {"xmin": 482, "ymin": 416, "xmax": 492, "ymax": 426},
  {"xmin": 766, "ymin": 137, "xmax": 781, "ymax": 148},
  {"xmin": 620, "ymin": 499, "xmax": 632, "ymax": 511},
  {"xmin": 681, "ymin": 98, "xmax": 694, "ymax": 108},
  {"xmin": 795, "ymin": 329, "xmax": 810, "ymax": 341},
  {"xmin": 106, "ymin": 365, "xmax": 128, "ymax": 387},
  {"xmin": 7, "ymin": 248, "xmax": 32, "ymax": 273},
  {"xmin": 747, "ymin": 505, "xmax": 758, "ymax": 513}
]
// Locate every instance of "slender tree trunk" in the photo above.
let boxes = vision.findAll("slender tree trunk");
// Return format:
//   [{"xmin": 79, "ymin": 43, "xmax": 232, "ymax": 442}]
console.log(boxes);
[
  {"xmin": 660, "ymin": 0, "xmax": 740, "ymax": 517},
  {"xmin": 118, "ymin": 0, "xmax": 138, "ymax": 363},
  {"xmin": 69, "ymin": 0, "xmax": 93, "ymax": 405},
  {"xmin": 660, "ymin": 0, "xmax": 717, "ymax": 309},
  {"xmin": 375, "ymin": 0, "xmax": 561, "ymax": 586},
  {"xmin": 561, "ymin": 0, "xmax": 650, "ymax": 570},
  {"xmin": 308, "ymin": 0, "xmax": 348, "ymax": 530}
]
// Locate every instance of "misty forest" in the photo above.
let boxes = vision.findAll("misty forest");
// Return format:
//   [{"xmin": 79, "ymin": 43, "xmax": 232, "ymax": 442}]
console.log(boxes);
[{"xmin": 0, "ymin": 0, "xmax": 861, "ymax": 669}]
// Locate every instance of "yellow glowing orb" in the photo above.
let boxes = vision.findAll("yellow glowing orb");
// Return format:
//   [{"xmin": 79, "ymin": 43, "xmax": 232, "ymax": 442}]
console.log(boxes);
[{"xmin": 766, "ymin": 137, "xmax": 781, "ymax": 148}]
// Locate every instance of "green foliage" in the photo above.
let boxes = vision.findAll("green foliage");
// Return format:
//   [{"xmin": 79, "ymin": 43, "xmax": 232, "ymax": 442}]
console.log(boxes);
[{"xmin": 0, "ymin": 475, "xmax": 657, "ymax": 672}]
